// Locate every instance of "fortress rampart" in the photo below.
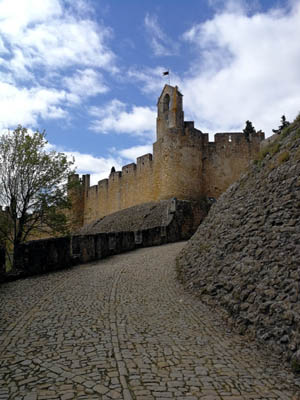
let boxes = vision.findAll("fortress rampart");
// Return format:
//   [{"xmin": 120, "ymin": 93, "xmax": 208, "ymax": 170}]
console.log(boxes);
[{"xmin": 70, "ymin": 85, "xmax": 265, "ymax": 228}]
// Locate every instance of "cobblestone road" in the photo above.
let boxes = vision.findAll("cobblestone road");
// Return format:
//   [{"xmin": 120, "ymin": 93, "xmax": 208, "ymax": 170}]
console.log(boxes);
[{"xmin": 1, "ymin": 242, "xmax": 300, "ymax": 400}]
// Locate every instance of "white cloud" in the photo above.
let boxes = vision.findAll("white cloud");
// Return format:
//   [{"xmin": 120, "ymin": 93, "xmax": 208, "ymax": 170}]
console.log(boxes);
[
  {"xmin": 89, "ymin": 100, "xmax": 156, "ymax": 139},
  {"xmin": 64, "ymin": 0, "xmax": 94, "ymax": 17},
  {"xmin": 17, "ymin": 19, "xmax": 115, "ymax": 73},
  {"xmin": 0, "ymin": 37, "xmax": 8, "ymax": 54},
  {"xmin": 181, "ymin": 2, "xmax": 300, "ymax": 136},
  {"xmin": 8, "ymin": 49, "xmax": 35, "ymax": 81},
  {"xmin": 0, "ymin": 0, "xmax": 116, "ymax": 130},
  {"xmin": 128, "ymin": 66, "xmax": 182, "ymax": 95},
  {"xmin": 0, "ymin": 82, "xmax": 70, "ymax": 130},
  {"xmin": 118, "ymin": 145, "xmax": 153, "ymax": 162},
  {"xmin": 75, "ymin": 145, "xmax": 153, "ymax": 186},
  {"xmin": 0, "ymin": 0, "xmax": 63, "ymax": 37},
  {"xmin": 144, "ymin": 13, "xmax": 179, "ymax": 57},
  {"xmin": 128, "ymin": 68, "xmax": 164, "ymax": 94},
  {"xmin": 207, "ymin": 0, "xmax": 260, "ymax": 14},
  {"xmin": 64, "ymin": 150, "xmax": 123, "ymax": 186},
  {"xmin": 63, "ymin": 69, "xmax": 108, "ymax": 102},
  {"xmin": 45, "ymin": 141, "xmax": 125, "ymax": 186},
  {"xmin": 55, "ymin": 144, "xmax": 153, "ymax": 187}
]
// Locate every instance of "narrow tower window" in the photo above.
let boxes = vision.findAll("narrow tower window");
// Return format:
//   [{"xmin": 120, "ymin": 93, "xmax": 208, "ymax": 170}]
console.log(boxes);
[{"xmin": 163, "ymin": 94, "xmax": 170, "ymax": 112}]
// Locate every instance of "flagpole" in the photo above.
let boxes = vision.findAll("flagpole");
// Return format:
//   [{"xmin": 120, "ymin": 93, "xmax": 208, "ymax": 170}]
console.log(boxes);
[{"xmin": 163, "ymin": 69, "xmax": 170, "ymax": 85}]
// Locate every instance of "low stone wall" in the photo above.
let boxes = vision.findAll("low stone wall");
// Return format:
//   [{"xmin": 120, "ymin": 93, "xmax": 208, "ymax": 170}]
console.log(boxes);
[
  {"xmin": 6, "ymin": 216, "xmax": 193, "ymax": 280},
  {"xmin": 66, "ymin": 221, "xmax": 190, "ymax": 266},
  {"xmin": 71, "ymin": 232, "xmax": 136, "ymax": 265},
  {"xmin": 15, "ymin": 237, "xmax": 72, "ymax": 276},
  {"xmin": 1, "ymin": 198, "xmax": 209, "ymax": 282}
]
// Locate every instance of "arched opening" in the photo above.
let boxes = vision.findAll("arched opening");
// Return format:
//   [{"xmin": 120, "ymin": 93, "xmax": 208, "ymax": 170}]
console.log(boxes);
[{"xmin": 163, "ymin": 94, "xmax": 170, "ymax": 112}]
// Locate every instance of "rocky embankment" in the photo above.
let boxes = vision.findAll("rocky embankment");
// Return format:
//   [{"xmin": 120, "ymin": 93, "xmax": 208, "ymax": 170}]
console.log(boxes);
[{"xmin": 177, "ymin": 116, "xmax": 300, "ymax": 370}]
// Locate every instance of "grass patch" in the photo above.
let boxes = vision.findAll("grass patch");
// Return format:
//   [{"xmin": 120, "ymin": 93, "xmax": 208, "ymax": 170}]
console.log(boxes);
[
  {"xmin": 255, "ymin": 148, "xmax": 268, "ymax": 165},
  {"xmin": 253, "ymin": 158, "xmax": 262, "ymax": 168},
  {"xmin": 280, "ymin": 124, "xmax": 293, "ymax": 139},
  {"xmin": 277, "ymin": 150, "xmax": 290, "ymax": 164},
  {"xmin": 260, "ymin": 147, "xmax": 269, "ymax": 159},
  {"xmin": 255, "ymin": 140, "xmax": 281, "ymax": 165},
  {"xmin": 268, "ymin": 162, "xmax": 276, "ymax": 172},
  {"xmin": 294, "ymin": 126, "xmax": 300, "ymax": 140},
  {"xmin": 270, "ymin": 141, "xmax": 281, "ymax": 156}
]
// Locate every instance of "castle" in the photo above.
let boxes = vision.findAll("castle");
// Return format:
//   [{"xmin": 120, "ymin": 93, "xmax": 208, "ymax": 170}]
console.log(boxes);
[{"xmin": 70, "ymin": 85, "xmax": 265, "ymax": 228}]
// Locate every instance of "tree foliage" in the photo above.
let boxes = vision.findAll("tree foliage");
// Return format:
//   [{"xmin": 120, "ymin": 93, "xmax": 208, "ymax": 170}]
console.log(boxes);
[
  {"xmin": 0, "ymin": 125, "xmax": 76, "ymax": 269},
  {"xmin": 272, "ymin": 115, "xmax": 290, "ymax": 134},
  {"xmin": 243, "ymin": 120, "xmax": 256, "ymax": 134}
]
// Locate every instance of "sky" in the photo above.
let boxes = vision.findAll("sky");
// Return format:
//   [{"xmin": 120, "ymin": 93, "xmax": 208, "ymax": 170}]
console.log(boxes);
[{"xmin": 1, "ymin": 0, "xmax": 300, "ymax": 185}]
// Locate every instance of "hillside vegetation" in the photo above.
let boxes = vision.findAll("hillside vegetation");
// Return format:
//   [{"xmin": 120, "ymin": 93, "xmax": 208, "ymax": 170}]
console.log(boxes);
[{"xmin": 177, "ymin": 115, "xmax": 300, "ymax": 369}]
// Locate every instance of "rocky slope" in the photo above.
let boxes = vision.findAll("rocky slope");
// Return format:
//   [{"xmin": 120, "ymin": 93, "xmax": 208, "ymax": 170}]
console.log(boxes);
[{"xmin": 177, "ymin": 116, "xmax": 300, "ymax": 369}]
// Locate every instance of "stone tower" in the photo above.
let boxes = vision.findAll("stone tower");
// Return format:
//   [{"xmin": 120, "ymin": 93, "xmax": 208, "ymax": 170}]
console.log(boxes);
[
  {"xmin": 153, "ymin": 85, "xmax": 205, "ymax": 201},
  {"xmin": 156, "ymin": 85, "xmax": 184, "ymax": 140}
]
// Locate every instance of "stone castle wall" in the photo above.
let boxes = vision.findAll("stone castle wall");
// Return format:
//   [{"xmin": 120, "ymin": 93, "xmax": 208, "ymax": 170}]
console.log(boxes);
[
  {"xmin": 203, "ymin": 132, "xmax": 264, "ymax": 198},
  {"xmin": 70, "ymin": 85, "xmax": 264, "ymax": 228}
]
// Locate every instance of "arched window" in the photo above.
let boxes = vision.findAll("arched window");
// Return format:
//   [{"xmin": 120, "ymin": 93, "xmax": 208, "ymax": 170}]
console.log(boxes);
[{"xmin": 163, "ymin": 94, "xmax": 170, "ymax": 112}]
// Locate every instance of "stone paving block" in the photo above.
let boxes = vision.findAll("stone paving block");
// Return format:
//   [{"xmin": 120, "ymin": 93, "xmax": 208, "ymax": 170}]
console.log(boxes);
[
  {"xmin": 60, "ymin": 393, "xmax": 75, "ymax": 400},
  {"xmin": 93, "ymin": 384, "xmax": 109, "ymax": 395},
  {"xmin": 24, "ymin": 394, "xmax": 38, "ymax": 400},
  {"xmin": 1, "ymin": 243, "xmax": 300, "ymax": 400}
]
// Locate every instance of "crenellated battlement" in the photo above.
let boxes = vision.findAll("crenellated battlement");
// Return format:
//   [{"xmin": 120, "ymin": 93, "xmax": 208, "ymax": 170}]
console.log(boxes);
[
  {"xmin": 214, "ymin": 130, "xmax": 264, "ymax": 145},
  {"xmin": 137, "ymin": 153, "xmax": 153, "ymax": 169},
  {"xmin": 109, "ymin": 170, "xmax": 122, "ymax": 181},
  {"xmin": 69, "ymin": 85, "xmax": 265, "ymax": 228},
  {"xmin": 122, "ymin": 163, "xmax": 136, "ymax": 174},
  {"xmin": 98, "ymin": 178, "xmax": 108, "ymax": 189}
]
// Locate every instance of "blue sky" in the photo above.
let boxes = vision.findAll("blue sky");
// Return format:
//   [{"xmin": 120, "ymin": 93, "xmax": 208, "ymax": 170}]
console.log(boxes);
[{"xmin": 1, "ymin": 0, "xmax": 300, "ymax": 184}]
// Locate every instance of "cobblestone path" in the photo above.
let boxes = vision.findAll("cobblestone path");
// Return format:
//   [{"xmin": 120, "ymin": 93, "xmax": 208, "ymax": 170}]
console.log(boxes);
[{"xmin": 1, "ymin": 242, "xmax": 300, "ymax": 400}]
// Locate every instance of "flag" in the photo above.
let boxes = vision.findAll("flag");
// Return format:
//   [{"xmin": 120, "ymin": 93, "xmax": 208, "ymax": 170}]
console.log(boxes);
[{"xmin": 163, "ymin": 71, "xmax": 169, "ymax": 76}]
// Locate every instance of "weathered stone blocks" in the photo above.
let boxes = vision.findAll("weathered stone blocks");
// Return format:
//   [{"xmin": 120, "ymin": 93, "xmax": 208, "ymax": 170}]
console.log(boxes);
[{"xmin": 177, "ymin": 118, "xmax": 300, "ymax": 365}]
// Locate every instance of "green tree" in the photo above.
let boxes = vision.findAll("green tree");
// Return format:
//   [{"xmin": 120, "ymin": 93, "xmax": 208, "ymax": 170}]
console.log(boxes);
[
  {"xmin": 0, "ymin": 125, "xmax": 76, "ymax": 270},
  {"xmin": 243, "ymin": 120, "xmax": 256, "ymax": 142},
  {"xmin": 243, "ymin": 120, "xmax": 256, "ymax": 135},
  {"xmin": 272, "ymin": 115, "xmax": 290, "ymax": 134}
]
